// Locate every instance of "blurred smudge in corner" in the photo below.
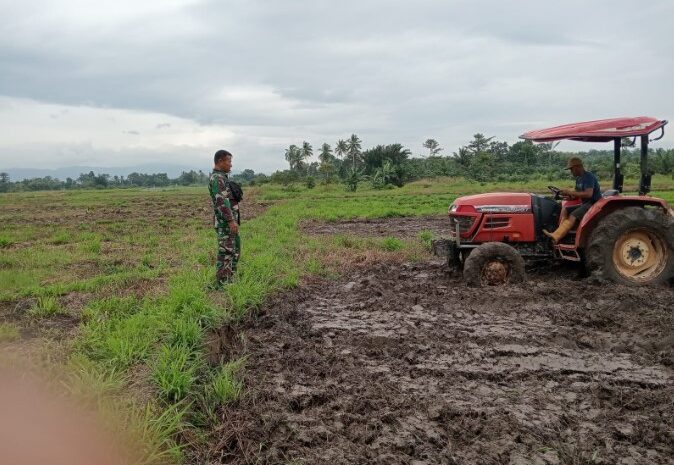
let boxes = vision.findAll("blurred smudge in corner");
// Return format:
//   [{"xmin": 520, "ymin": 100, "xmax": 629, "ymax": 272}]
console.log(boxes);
[{"xmin": 0, "ymin": 366, "xmax": 131, "ymax": 465}]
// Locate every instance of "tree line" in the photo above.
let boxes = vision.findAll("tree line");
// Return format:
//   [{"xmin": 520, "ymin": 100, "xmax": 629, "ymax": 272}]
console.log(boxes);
[
  {"xmin": 273, "ymin": 134, "xmax": 674, "ymax": 190},
  {"xmin": 0, "ymin": 169, "xmax": 266, "ymax": 193},
  {"xmin": 2, "ymin": 134, "xmax": 674, "ymax": 193}
]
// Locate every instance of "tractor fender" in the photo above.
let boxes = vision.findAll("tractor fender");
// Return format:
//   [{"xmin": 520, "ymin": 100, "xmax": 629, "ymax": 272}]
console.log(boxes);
[{"xmin": 575, "ymin": 196, "xmax": 671, "ymax": 248}]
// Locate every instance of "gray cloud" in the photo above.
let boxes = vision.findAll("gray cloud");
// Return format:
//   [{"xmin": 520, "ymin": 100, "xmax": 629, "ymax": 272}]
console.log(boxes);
[
  {"xmin": 1, "ymin": 0, "xmax": 673, "ymax": 171},
  {"xmin": 1, "ymin": 139, "xmax": 287, "ymax": 175}
]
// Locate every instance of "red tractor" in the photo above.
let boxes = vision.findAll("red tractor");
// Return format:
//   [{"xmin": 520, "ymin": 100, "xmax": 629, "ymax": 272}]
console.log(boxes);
[{"xmin": 435, "ymin": 117, "xmax": 674, "ymax": 286}]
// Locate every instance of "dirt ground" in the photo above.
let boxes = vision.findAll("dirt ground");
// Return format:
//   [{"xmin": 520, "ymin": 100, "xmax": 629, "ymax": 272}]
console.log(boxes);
[
  {"xmin": 302, "ymin": 215, "xmax": 450, "ymax": 239},
  {"xmin": 211, "ymin": 221, "xmax": 674, "ymax": 465}
]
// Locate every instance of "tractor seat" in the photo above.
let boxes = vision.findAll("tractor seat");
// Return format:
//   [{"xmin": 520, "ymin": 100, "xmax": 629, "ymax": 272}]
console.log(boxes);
[{"xmin": 602, "ymin": 189, "xmax": 619, "ymax": 198}]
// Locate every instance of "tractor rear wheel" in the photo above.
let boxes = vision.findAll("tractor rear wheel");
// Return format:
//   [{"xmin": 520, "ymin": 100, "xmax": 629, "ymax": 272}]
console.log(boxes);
[
  {"xmin": 585, "ymin": 207, "xmax": 674, "ymax": 285},
  {"xmin": 463, "ymin": 242, "xmax": 526, "ymax": 287}
]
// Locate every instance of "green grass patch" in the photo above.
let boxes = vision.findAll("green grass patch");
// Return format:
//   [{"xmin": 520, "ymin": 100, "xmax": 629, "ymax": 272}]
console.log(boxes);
[
  {"xmin": 0, "ymin": 269, "xmax": 43, "ymax": 293},
  {"xmin": 0, "ymin": 322, "xmax": 20, "ymax": 342},
  {"xmin": 334, "ymin": 234, "xmax": 358, "ymax": 248},
  {"xmin": 81, "ymin": 238, "xmax": 102, "ymax": 254},
  {"xmin": 380, "ymin": 236, "xmax": 404, "ymax": 251},
  {"xmin": 152, "ymin": 344, "xmax": 200, "ymax": 402},
  {"xmin": 417, "ymin": 230, "xmax": 434, "ymax": 249},
  {"xmin": 64, "ymin": 354, "xmax": 127, "ymax": 402},
  {"xmin": 168, "ymin": 318, "xmax": 203, "ymax": 350},
  {"xmin": 3, "ymin": 268, "xmax": 160, "ymax": 302},
  {"xmin": 3, "ymin": 246, "xmax": 82, "ymax": 270},
  {"xmin": 124, "ymin": 402, "xmax": 187, "ymax": 465},
  {"xmin": 306, "ymin": 257, "xmax": 326, "ymax": 276},
  {"xmin": 207, "ymin": 359, "xmax": 244, "ymax": 406},
  {"xmin": 29, "ymin": 296, "xmax": 65, "ymax": 318},
  {"xmin": 164, "ymin": 275, "xmax": 222, "ymax": 327},
  {"xmin": 51, "ymin": 230, "xmax": 73, "ymax": 245},
  {"xmin": 81, "ymin": 309, "xmax": 163, "ymax": 370},
  {"xmin": 82, "ymin": 296, "xmax": 141, "ymax": 322},
  {"xmin": 0, "ymin": 255, "xmax": 17, "ymax": 268},
  {"xmin": 0, "ymin": 236, "xmax": 14, "ymax": 248}
]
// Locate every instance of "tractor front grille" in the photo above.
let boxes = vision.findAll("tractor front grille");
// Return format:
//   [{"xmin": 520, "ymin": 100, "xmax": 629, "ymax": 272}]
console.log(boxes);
[
  {"xmin": 484, "ymin": 217, "xmax": 510, "ymax": 229},
  {"xmin": 449, "ymin": 215, "xmax": 476, "ymax": 236}
]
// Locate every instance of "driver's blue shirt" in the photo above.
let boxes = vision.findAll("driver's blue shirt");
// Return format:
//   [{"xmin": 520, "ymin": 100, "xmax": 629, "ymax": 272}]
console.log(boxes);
[{"xmin": 576, "ymin": 171, "xmax": 601, "ymax": 204}]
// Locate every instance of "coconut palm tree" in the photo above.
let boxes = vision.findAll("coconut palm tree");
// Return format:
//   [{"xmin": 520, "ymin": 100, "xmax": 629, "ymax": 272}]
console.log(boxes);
[
  {"xmin": 284, "ymin": 144, "xmax": 302, "ymax": 171},
  {"xmin": 300, "ymin": 141, "xmax": 313, "ymax": 162},
  {"xmin": 318, "ymin": 143, "xmax": 333, "ymax": 164},
  {"xmin": 335, "ymin": 139, "xmax": 348, "ymax": 159},
  {"xmin": 347, "ymin": 134, "xmax": 362, "ymax": 170}
]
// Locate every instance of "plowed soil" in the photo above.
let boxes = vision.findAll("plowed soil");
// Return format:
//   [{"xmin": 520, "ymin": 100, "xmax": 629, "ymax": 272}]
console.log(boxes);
[
  {"xmin": 302, "ymin": 215, "xmax": 450, "ymax": 239},
  {"xmin": 214, "ymin": 261, "xmax": 674, "ymax": 465}
]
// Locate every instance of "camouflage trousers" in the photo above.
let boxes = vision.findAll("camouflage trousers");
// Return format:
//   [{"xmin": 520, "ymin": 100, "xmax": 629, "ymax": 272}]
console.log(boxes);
[{"xmin": 215, "ymin": 226, "xmax": 241, "ymax": 283}]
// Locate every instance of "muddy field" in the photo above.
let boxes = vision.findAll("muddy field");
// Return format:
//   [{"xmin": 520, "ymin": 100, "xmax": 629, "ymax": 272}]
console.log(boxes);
[
  {"xmin": 302, "ymin": 215, "xmax": 450, "ymax": 239},
  {"xmin": 214, "ymin": 252, "xmax": 673, "ymax": 463}
]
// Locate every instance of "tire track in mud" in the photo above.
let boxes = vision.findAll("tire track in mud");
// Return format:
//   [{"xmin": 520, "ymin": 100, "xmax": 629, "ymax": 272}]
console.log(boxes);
[{"xmin": 214, "ymin": 261, "xmax": 674, "ymax": 465}]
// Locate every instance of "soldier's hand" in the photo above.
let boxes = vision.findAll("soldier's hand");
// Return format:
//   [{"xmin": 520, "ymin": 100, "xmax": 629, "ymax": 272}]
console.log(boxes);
[{"xmin": 228, "ymin": 220, "xmax": 239, "ymax": 235}]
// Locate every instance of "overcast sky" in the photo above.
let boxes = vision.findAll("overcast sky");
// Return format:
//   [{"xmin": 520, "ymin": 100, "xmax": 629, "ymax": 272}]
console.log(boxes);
[{"xmin": 1, "ymin": 0, "xmax": 673, "ymax": 174}]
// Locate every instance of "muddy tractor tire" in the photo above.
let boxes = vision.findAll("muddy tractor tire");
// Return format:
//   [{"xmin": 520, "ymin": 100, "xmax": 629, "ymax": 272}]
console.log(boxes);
[
  {"xmin": 463, "ymin": 242, "xmax": 526, "ymax": 287},
  {"xmin": 432, "ymin": 239, "xmax": 462, "ymax": 271},
  {"xmin": 585, "ymin": 207, "xmax": 674, "ymax": 286}
]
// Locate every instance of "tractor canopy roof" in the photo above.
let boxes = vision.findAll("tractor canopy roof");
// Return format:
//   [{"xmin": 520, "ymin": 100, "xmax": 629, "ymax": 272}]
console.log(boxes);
[{"xmin": 520, "ymin": 117, "xmax": 667, "ymax": 143}]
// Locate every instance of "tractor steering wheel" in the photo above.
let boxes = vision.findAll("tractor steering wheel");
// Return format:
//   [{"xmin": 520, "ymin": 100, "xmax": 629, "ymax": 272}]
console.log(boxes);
[{"xmin": 547, "ymin": 185, "xmax": 562, "ymax": 200}]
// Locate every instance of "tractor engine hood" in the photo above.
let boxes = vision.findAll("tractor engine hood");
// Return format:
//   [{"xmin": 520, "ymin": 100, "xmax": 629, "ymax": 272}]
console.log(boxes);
[{"xmin": 449, "ymin": 193, "xmax": 532, "ymax": 214}]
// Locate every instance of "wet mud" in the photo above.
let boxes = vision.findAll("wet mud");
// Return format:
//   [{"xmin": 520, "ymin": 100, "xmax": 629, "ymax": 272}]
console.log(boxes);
[{"xmin": 214, "ymin": 261, "xmax": 674, "ymax": 465}]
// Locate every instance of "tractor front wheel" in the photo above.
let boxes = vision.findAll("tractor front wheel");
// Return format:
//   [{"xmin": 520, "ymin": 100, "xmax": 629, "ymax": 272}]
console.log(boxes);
[
  {"xmin": 463, "ymin": 242, "xmax": 526, "ymax": 287},
  {"xmin": 585, "ymin": 207, "xmax": 674, "ymax": 285}
]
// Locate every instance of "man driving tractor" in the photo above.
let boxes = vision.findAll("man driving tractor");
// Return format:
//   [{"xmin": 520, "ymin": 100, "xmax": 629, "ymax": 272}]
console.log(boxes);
[
  {"xmin": 543, "ymin": 157, "xmax": 601, "ymax": 243},
  {"xmin": 438, "ymin": 117, "xmax": 672, "ymax": 287}
]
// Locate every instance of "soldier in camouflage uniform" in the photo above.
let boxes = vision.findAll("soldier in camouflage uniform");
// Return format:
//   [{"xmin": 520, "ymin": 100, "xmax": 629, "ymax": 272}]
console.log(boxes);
[{"xmin": 208, "ymin": 150, "xmax": 241, "ymax": 287}]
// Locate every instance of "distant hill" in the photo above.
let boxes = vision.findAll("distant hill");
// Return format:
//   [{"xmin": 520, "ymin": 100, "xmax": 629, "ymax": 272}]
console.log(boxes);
[{"xmin": 2, "ymin": 164, "xmax": 229, "ymax": 181}]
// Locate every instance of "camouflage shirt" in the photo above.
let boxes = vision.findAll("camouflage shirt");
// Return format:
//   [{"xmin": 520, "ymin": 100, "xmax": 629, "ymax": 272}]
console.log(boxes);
[{"xmin": 208, "ymin": 169, "xmax": 239, "ymax": 228}]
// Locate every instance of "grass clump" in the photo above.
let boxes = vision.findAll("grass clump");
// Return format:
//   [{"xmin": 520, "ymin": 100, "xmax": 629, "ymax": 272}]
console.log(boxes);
[
  {"xmin": 380, "ymin": 236, "xmax": 404, "ymax": 251},
  {"xmin": 82, "ymin": 238, "xmax": 102, "ymax": 254},
  {"xmin": 165, "ymin": 278, "xmax": 222, "ymax": 328},
  {"xmin": 82, "ymin": 296, "xmax": 141, "ymax": 322},
  {"xmin": 80, "ymin": 301, "xmax": 162, "ymax": 370},
  {"xmin": 152, "ymin": 344, "xmax": 199, "ymax": 403},
  {"xmin": 0, "ymin": 322, "xmax": 20, "ymax": 342},
  {"xmin": 103, "ymin": 331, "xmax": 153, "ymax": 369},
  {"xmin": 29, "ymin": 296, "xmax": 65, "ymax": 317},
  {"xmin": 334, "ymin": 234, "xmax": 357, "ymax": 248},
  {"xmin": 0, "ymin": 236, "xmax": 14, "ymax": 248},
  {"xmin": 168, "ymin": 318, "xmax": 203, "ymax": 350},
  {"xmin": 208, "ymin": 359, "xmax": 244, "ymax": 406},
  {"xmin": 93, "ymin": 314, "xmax": 161, "ymax": 369},
  {"xmin": 417, "ymin": 230, "xmax": 434, "ymax": 249},
  {"xmin": 124, "ymin": 402, "xmax": 187, "ymax": 465},
  {"xmin": 0, "ymin": 270, "xmax": 42, "ymax": 294},
  {"xmin": 51, "ymin": 231, "xmax": 72, "ymax": 245},
  {"xmin": 142, "ymin": 253, "xmax": 156, "ymax": 268},
  {"xmin": 64, "ymin": 354, "xmax": 126, "ymax": 402}
]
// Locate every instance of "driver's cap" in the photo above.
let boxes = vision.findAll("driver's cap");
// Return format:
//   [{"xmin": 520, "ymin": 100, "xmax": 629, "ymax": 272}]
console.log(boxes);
[{"xmin": 565, "ymin": 157, "xmax": 583, "ymax": 169}]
